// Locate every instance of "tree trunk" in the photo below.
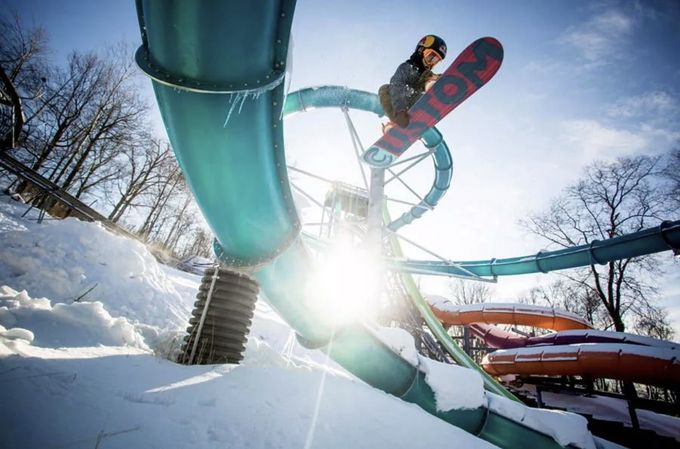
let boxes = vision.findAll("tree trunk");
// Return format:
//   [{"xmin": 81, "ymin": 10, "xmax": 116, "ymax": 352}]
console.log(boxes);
[
  {"xmin": 163, "ymin": 195, "xmax": 191, "ymax": 248},
  {"xmin": 0, "ymin": 66, "xmax": 25, "ymax": 149}
]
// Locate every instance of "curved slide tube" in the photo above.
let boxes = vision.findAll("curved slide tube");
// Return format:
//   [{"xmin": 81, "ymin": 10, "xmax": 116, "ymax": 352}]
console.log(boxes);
[
  {"xmin": 134, "ymin": 1, "xmax": 675, "ymax": 447},
  {"xmin": 482, "ymin": 344, "xmax": 680, "ymax": 386},
  {"xmin": 396, "ymin": 220, "xmax": 680, "ymax": 278},
  {"xmin": 429, "ymin": 302, "xmax": 592, "ymax": 331},
  {"xmin": 283, "ymin": 86, "xmax": 453, "ymax": 232},
  {"xmin": 135, "ymin": 0, "xmax": 299, "ymax": 269},
  {"xmin": 469, "ymin": 323, "xmax": 680, "ymax": 351}
]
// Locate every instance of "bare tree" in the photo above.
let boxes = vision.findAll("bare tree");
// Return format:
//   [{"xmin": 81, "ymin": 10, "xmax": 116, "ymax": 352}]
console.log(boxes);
[
  {"xmin": 181, "ymin": 228, "xmax": 214, "ymax": 259},
  {"xmin": 137, "ymin": 158, "xmax": 184, "ymax": 239},
  {"xmin": 108, "ymin": 138, "xmax": 175, "ymax": 223},
  {"xmin": 663, "ymin": 146, "xmax": 680, "ymax": 210},
  {"xmin": 632, "ymin": 301, "xmax": 674, "ymax": 340},
  {"xmin": 521, "ymin": 156, "xmax": 673, "ymax": 332},
  {"xmin": 0, "ymin": 12, "xmax": 217, "ymax": 263},
  {"xmin": 523, "ymin": 279, "xmax": 607, "ymax": 328},
  {"xmin": 20, "ymin": 52, "xmax": 104, "ymax": 175},
  {"xmin": 0, "ymin": 11, "xmax": 48, "ymax": 149},
  {"xmin": 160, "ymin": 192, "xmax": 191, "ymax": 249},
  {"xmin": 54, "ymin": 45, "xmax": 147, "ymax": 193},
  {"xmin": 448, "ymin": 279, "xmax": 492, "ymax": 305}
]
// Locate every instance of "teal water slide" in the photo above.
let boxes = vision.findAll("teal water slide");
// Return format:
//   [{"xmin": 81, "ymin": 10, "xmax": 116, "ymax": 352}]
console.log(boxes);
[{"xmin": 134, "ymin": 1, "xmax": 679, "ymax": 448}]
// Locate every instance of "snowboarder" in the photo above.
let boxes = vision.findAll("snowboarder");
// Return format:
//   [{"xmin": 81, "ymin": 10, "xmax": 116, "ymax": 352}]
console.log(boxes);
[{"xmin": 379, "ymin": 35, "xmax": 447, "ymax": 130}]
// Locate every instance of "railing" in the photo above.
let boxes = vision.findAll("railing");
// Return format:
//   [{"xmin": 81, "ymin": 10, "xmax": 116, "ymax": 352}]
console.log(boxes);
[{"xmin": 0, "ymin": 152, "xmax": 138, "ymax": 241}]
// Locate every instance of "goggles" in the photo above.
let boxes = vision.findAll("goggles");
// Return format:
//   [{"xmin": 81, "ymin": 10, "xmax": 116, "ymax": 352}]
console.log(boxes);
[{"xmin": 423, "ymin": 48, "xmax": 442, "ymax": 67}]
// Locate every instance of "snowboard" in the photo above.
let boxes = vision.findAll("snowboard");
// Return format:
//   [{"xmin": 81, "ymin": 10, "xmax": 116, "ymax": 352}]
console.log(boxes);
[{"xmin": 362, "ymin": 37, "xmax": 504, "ymax": 168}]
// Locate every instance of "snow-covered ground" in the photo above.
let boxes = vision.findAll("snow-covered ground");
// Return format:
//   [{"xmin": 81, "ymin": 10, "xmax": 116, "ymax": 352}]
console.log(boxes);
[
  {"xmin": 0, "ymin": 192, "xmax": 646, "ymax": 449},
  {"xmin": 518, "ymin": 385, "xmax": 680, "ymax": 443},
  {"xmin": 0, "ymin": 194, "xmax": 502, "ymax": 449}
]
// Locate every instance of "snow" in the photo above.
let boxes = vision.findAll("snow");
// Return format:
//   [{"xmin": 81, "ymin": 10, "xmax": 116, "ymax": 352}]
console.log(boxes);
[
  {"xmin": 0, "ymin": 286, "xmax": 147, "ymax": 349},
  {"xmin": 0, "ymin": 198, "xmax": 192, "ymax": 332},
  {"xmin": 518, "ymin": 385, "xmax": 680, "ymax": 443},
  {"xmin": 177, "ymin": 255, "xmax": 214, "ymax": 275},
  {"xmin": 0, "ymin": 195, "xmax": 503, "ymax": 449},
  {"xmin": 0, "ymin": 193, "xmax": 646, "ymax": 449},
  {"xmin": 419, "ymin": 356, "xmax": 486, "ymax": 411},
  {"xmin": 375, "ymin": 326, "xmax": 486, "ymax": 411},
  {"xmin": 1, "ymin": 337, "xmax": 503, "ymax": 449},
  {"xmin": 487, "ymin": 393, "xmax": 596, "ymax": 449},
  {"xmin": 593, "ymin": 437, "xmax": 628, "ymax": 449},
  {"xmin": 374, "ymin": 326, "xmax": 420, "ymax": 366},
  {"xmin": 371, "ymin": 324, "xmax": 601, "ymax": 448},
  {"xmin": 0, "ymin": 323, "xmax": 34, "ymax": 344}
]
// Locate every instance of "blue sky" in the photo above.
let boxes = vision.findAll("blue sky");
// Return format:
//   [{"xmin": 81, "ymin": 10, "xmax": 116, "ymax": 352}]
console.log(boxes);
[{"xmin": 7, "ymin": 0, "xmax": 680, "ymax": 332}]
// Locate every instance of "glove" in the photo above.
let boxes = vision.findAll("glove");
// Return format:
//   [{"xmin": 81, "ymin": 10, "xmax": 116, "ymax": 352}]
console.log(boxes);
[
  {"xmin": 418, "ymin": 70, "xmax": 440, "ymax": 92},
  {"xmin": 393, "ymin": 110, "xmax": 410, "ymax": 128},
  {"xmin": 424, "ymin": 73, "xmax": 440, "ymax": 91}
]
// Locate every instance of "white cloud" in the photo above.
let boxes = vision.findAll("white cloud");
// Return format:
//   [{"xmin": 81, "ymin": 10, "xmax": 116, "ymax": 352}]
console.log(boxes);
[
  {"xmin": 592, "ymin": 9, "xmax": 634, "ymax": 34},
  {"xmin": 559, "ymin": 8, "xmax": 636, "ymax": 64},
  {"xmin": 561, "ymin": 119, "xmax": 648, "ymax": 161},
  {"xmin": 606, "ymin": 91, "xmax": 679, "ymax": 118}
]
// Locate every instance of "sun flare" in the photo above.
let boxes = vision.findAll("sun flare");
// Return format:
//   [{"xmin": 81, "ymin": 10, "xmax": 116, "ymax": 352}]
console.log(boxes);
[{"xmin": 305, "ymin": 241, "xmax": 383, "ymax": 327}]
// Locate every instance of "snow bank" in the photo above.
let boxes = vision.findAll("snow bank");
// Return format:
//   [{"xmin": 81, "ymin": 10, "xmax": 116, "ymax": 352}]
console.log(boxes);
[
  {"xmin": 0, "ymin": 325, "xmax": 34, "ymax": 343},
  {"xmin": 0, "ymin": 286, "xmax": 148, "ymax": 349},
  {"xmin": 0, "ymin": 339, "xmax": 501, "ymax": 449},
  {"xmin": 0, "ymin": 198, "xmax": 192, "ymax": 330}
]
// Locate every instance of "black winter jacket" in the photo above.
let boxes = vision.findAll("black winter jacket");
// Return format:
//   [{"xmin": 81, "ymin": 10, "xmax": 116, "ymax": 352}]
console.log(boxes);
[{"xmin": 387, "ymin": 52, "xmax": 432, "ymax": 112}]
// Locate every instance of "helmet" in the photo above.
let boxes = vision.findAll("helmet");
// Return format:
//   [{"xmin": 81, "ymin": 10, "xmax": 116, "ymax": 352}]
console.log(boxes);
[{"xmin": 416, "ymin": 35, "xmax": 447, "ymax": 60}]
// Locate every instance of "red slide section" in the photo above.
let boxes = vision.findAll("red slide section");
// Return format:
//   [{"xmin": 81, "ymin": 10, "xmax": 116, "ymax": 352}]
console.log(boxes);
[
  {"xmin": 429, "ymin": 299, "xmax": 680, "ymax": 386},
  {"xmin": 467, "ymin": 323, "xmax": 679, "ymax": 350},
  {"xmin": 482, "ymin": 343, "xmax": 680, "ymax": 386}
]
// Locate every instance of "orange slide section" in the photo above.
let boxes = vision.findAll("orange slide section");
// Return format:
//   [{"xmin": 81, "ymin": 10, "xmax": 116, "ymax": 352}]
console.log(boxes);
[
  {"xmin": 429, "ymin": 298, "xmax": 680, "ymax": 386},
  {"xmin": 428, "ymin": 300, "xmax": 592, "ymax": 331}
]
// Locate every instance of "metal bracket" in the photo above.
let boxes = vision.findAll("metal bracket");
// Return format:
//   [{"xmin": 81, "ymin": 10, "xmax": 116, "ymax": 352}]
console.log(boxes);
[
  {"xmin": 588, "ymin": 239, "xmax": 605, "ymax": 265},
  {"xmin": 659, "ymin": 220, "xmax": 679, "ymax": 255},
  {"xmin": 135, "ymin": 46, "xmax": 285, "ymax": 94}
]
